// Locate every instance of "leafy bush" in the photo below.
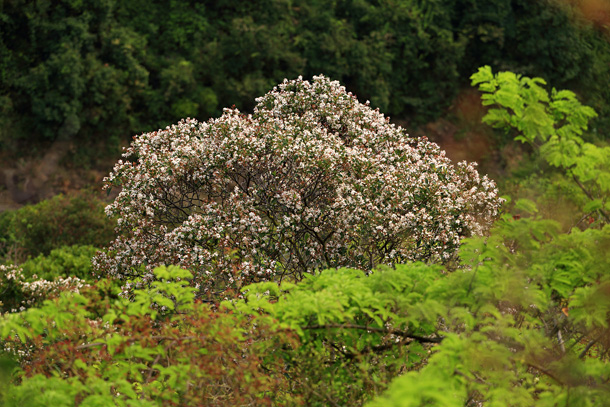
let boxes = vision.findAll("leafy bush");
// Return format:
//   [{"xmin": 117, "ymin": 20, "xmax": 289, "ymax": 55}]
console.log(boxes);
[
  {"xmin": 19, "ymin": 245, "xmax": 100, "ymax": 281},
  {"xmin": 4, "ymin": 218, "xmax": 610, "ymax": 405},
  {"xmin": 233, "ymin": 263, "xmax": 442, "ymax": 405},
  {"xmin": 94, "ymin": 76, "xmax": 501, "ymax": 296},
  {"xmin": 0, "ymin": 264, "xmax": 88, "ymax": 314},
  {"xmin": 0, "ymin": 192, "xmax": 115, "ymax": 261},
  {"xmin": 0, "ymin": 212, "xmax": 18, "ymax": 262},
  {"xmin": 232, "ymin": 216, "xmax": 610, "ymax": 406},
  {"xmin": 0, "ymin": 267, "xmax": 297, "ymax": 406}
]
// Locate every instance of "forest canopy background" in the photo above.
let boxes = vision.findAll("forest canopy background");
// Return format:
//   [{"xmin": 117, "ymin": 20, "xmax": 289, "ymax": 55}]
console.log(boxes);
[{"xmin": 1, "ymin": 0, "xmax": 610, "ymax": 155}]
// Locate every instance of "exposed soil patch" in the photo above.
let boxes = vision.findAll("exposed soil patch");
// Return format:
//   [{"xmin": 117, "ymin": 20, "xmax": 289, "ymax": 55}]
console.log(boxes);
[
  {"xmin": 413, "ymin": 88, "xmax": 505, "ymax": 178},
  {"xmin": 0, "ymin": 140, "xmax": 116, "ymax": 211}
]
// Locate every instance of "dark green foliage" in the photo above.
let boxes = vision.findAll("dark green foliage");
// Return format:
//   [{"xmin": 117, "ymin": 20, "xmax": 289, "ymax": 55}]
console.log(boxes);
[
  {"xmin": 282, "ymin": 0, "xmax": 465, "ymax": 121},
  {"xmin": 0, "ymin": 192, "xmax": 115, "ymax": 260},
  {"xmin": 0, "ymin": 212, "xmax": 13, "ymax": 259},
  {"xmin": 2, "ymin": 0, "xmax": 609, "ymax": 150},
  {"xmin": 453, "ymin": 0, "xmax": 589, "ymax": 82},
  {"xmin": 0, "ymin": 0, "xmax": 143, "ymax": 149},
  {"xmin": 453, "ymin": 0, "xmax": 610, "ymax": 130}
]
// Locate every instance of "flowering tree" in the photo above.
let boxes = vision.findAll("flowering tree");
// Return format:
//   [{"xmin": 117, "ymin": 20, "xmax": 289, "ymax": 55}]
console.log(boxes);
[{"xmin": 93, "ymin": 76, "xmax": 501, "ymax": 296}]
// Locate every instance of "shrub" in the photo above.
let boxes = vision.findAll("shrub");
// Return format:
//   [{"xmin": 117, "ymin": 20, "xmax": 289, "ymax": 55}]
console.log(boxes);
[
  {"xmin": 0, "ymin": 264, "xmax": 88, "ymax": 314},
  {"xmin": 0, "ymin": 211, "xmax": 19, "ymax": 262},
  {"xmin": 93, "ymin": 76, "xmax": 502, "ymax": 296},
  {"xmin": 471, "ymin": 66, "xmax": 609, "ymax": 228},
  {"xmin": 19, "ymin": 245, "xmax": 100, "ymax": 282},
  {"xmin": 7, "ymin": 219, "xmax": 609, "ymax": 406},
  {"xmin": 0, "ymin": 267, "xmax": 297, "ymax": 406},
  {"xmin": 0, "ymin": 192, "xmax": 115, "ymax": 261},
  {"xmin": 233, "ymin": 219, "xmax": 610, "ymax": 406},
  {"xmin": 0, "ymin": 245, "xmax": 99, "ymax": 314}
]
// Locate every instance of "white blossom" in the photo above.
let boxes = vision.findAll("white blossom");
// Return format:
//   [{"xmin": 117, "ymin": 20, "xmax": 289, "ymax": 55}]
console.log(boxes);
[{"xmin": 93, "ymin": 75, "xmax": 502, "ymax": 297}]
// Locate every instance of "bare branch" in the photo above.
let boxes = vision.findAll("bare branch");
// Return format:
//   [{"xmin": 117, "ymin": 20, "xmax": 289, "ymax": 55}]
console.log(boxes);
[{"xmin": 303, "ymin": 323, "xmax": 444, "ymax": 344}]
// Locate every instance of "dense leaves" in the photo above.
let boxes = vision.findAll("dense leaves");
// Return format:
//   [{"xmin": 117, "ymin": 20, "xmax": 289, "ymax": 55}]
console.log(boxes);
[
  {"xmin": 0, "ymin": 267, "xmax": 298, "ymax": 406},
  {"xmin": 2, "ymin": 0, "xmax": 610, "ymax": 152},
  {"xmin": 0, "ymin": 245, "xmax": 99, "ymax": 313},
  {"xmin": 472, "ymin": 66, "xmax": 610, "ymax": 227},
  {"xmin": 0, "ymin": 192, "xmax": 115, "ymax": 262},
  {"xmin": 2, "ymin": 217, "xmax": 609, "ymax": 405},
  {"xmin": 231, "ymin": 214, "xmax": 610, "ymax": 406},
  {"xmin": 367, "ymin": 217, "xmax": 610, "ymax": 407}
]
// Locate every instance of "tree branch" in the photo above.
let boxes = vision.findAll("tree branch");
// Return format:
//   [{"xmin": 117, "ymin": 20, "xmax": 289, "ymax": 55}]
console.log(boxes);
[
  {"xmin": 75, "ymin": 335, "xmax": 199, "ymax": 350},
  {"xmin": 302, "ymin": 323, "xmax": 444, "ymax": 344},
  {"xmin": 579, "ymin": 339, "xmax": 597, "ymax": 360},
  {"xmin": 526, "ymin": 363, "xmax": 564, "ymax": 385},
  {"xmin": 572, "ymin": 174, "xmax": 610, "ymax": 223}
]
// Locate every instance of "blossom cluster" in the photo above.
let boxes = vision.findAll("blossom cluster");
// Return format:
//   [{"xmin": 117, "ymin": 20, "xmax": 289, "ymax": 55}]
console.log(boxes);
[
  {"xmin": 0, "ymin": 264, "xmax": 88, "ymax": 314},
  {"xmin": 93, "ymin": 75, "xmax": 502, "ymax": 296}
]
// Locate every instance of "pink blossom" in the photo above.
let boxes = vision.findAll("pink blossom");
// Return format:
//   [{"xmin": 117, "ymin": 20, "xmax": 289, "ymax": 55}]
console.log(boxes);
[{"xmin": 93, "ymin": 76, "xmax": 502, "ymax": 297}]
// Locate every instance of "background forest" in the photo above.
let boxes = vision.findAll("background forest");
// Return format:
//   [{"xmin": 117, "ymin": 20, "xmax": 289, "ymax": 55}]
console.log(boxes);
[
  {"xmin": 1, "ymin": 0, "xmax": 610, "ymax": 406},
  {"xmin": 2, "ymin": 0, "xmax": 610, "ymax": 149}
]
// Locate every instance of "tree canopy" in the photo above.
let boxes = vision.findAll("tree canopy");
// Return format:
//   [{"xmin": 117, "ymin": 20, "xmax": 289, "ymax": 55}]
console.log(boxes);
[
  {"xmin": 93, "ymin": 75, "xmax": 501, "ymax": 297},
  {"xmin": 2, "ymin": 0, "xmax": 609, "ymax": 153}
]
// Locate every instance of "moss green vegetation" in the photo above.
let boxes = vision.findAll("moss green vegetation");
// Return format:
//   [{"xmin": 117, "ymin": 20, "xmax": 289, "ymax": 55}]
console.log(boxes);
[
  {"xmin": 0, "ymin": 192, "xmax": 114, "ymax": 314},
  {"xmin": 19, "ymin": 245, "xmax": 100, "ymax": 281}
]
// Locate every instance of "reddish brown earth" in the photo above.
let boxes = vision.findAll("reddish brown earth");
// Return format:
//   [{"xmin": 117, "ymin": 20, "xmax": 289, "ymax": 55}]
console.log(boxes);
[
  {"xmin": 414, "ymin": 88, "xmax": 510, "ymax": 179},
  {"xmin": 0, "ymin": 140, "xmax": 116, "ymax": 211},
  {"xmin": 567, "ymin": 0, "xmax": 610, "ymax": 29}
]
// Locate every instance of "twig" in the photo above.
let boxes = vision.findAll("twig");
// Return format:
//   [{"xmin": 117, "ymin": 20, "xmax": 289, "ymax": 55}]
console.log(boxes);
[
  {"xmin": 557, "ymin": 329, "xmax": 566, "ymax": 354},
  {"xmin": 579, "ymin": 339, "xmax": 598, "ymax": 359},
  {"xmin": 146, "ymin": 353, "xmax": 163, "ymax": 382},
  {"xmin": 75, "ymin": 335, "xmax": 198, "ymax": 350},
  {"xmin": 526, "ymin": 363, "xmax": 564, "ymax": 385}
]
